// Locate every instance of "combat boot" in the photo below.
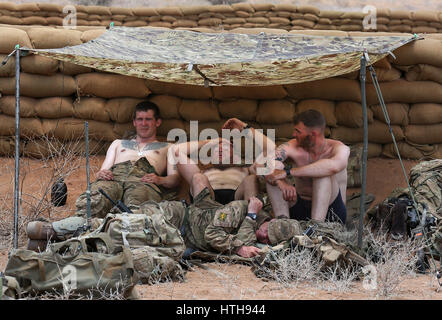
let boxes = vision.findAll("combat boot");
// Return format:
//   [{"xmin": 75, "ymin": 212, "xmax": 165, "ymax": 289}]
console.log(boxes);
[{"xmin": 26, "ymin": 221, "xmax": 56, "ymax": 240}]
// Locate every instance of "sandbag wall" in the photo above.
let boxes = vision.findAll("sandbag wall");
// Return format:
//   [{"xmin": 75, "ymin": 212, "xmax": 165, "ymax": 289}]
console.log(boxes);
[
  {"xmin": 0, "ymin": 2, "xmax": 441, "ymax": 33},
  {"xmin": 0, "ymin": 25, "xmax": 441, "ymax": 160}
]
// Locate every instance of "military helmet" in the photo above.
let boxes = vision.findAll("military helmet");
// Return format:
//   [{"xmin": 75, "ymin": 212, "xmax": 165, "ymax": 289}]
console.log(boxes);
[{"xmin": 267, "ymin": 218, "xmax": 303, "ymax": 245}]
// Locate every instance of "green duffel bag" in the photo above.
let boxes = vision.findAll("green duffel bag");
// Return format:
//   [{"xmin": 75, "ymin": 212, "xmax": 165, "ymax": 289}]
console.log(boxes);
[{"xmin": 4, "ymin": 233, "xmax": 138, "ymax": 299}]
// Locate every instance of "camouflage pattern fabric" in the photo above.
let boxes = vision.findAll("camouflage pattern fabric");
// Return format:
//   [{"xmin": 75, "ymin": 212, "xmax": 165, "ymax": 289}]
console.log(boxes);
[
  {"xmin": 28, "ymin": 27, "xmax": 418, "ymax": 86},
  {"xmin": 102, "ymin": 210, "xmax": 185, "ymax": 260},
  {"xmin": 76, "ymin": 157, "xmax": 164, "ymax": 219},
  {"xmin": 131, "ymin": 246, "xmax": 186, "ymax": 284},
  {"xmin": 184, "ymin": 187, "xmax": 271, "ymax": 254},
  {"xmin": 409, "ymin": 159, "xmax": 442, "ymax": 220},
  {"xmin": 267, "ymin": 218, "xmax": 303, "ymax": 245},
  {"xmin": 5, "ymin": 233, "xmax": 138, "ymax": 299},
  {"xmin": 347, "ymin": 145, "xmax": 363, "ymax": 188}
]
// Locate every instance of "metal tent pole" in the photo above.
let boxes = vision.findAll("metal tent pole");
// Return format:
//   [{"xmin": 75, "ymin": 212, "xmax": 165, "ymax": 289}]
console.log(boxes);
[
  {"xmin": 85, "ymin": 121, "xmax": 91, "ymax": 228},
  {"xmin": 358, "ymin": 53, "xmax": 368, "ymax": 249},
  {"xmin": 13, "ymin": 46, "xmax": 21, "ymax": 249}
]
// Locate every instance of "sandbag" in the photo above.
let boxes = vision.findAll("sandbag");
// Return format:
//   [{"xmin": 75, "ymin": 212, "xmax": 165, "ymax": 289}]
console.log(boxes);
[
  {"xmin": 392, "ymin": 39, "xmax": 442, "ymax": 67},
  {"xmin": 405, "ymin": 124, "xmax": 442, "ymax": 144},
  {"xmin": 0, "ymin": 27, "xmax": 32, "ymax": 54},
  {"xmin": 330, "ymin": 120, "xmax": 404, "ymax": 144},
  {"xmin": 34, "ymin": 97, "xmax": 74, "ymax": 119},
  {"xmin": 405, "ymin": 64, "xmax": 442, "ymax": 84},
  {"xmin": 157, "ymin": 119, "xmax": 186, "ymax": 138},
  {"xmin": 366, "ymin": 80, "xmax": 442, "ymax": 105},
  {"xmin": 20, "ymin": 54, "xmax": 59, "ymax": 75},
  {"xmin": 22, "ymin": 138, "xmax": 63, "ymax": 159},
  {"xmin": 0, "ymin": 137, "xmax": 14, "ymax": 156},
  {"xmin": 179, "ymin": 99, "xmax": 220, "ymax": 122},
  {"xmin": 335, "ymin": 101, "xmax": 373, "ymax": 128},
  {"xmin": 0, "ymin": 73, "xmax": 77, "ymax": 97},
  {"xmin": 42, "ymin": 118, "xmax": 87, "ymax": 140},
  {"xmin": 27, "ymin": 27, "xmax": 82, "ymax": 49},
  {"xmin": 185, "ymin": 121, "xmax": 224, "ymax": 136},
  {"xmin": 145, "ymin": 79, "xmax": 212, "ymax": 100},
  {"xmin": 148, "ymin": 95, "xmax": 181, "ymax": 119},
  {"xmin": 0, "ymin": 54, "xmax": 15, "ymax": 77},
  {"xmin": 0, "ymin": 114, "xmax": 43, "ymax": 138},
  {"xmin": 256, "ymin": 100, "xmax": 295, "ymax": 124},
  {"xmin": 213, "ymin": 85, "xmax": 287, "ymax": 100},
  {"xmin": 73, "ymin": 97, "xmax": 109, "ymax": 122},
  {"xmin": 370, "ymin": 103, "xmax": 409, "ymax": 126},
  {"xmin": 285, "ymin": 78, "xmax": 361, "ymax": 102},
  {"xmin": 58, "ymin": 61, "xmax": 92, "ymax": 75},
  {"xmin": 382, "ymin": 141, "xmax": 438, "ymax": 160},
  {"xmin": 80, "ymin": 28, "xmax": 106, "ymax": 42},
  {"xmin": 218, "ymin": 99, "xmax": 258, "ymax": 122},
  {"xmin": 408, "ymin": 103, "xmax": 442, "ymax": 125},
  {"xmin": 76, "ymin": 73, "xmax": 151, "ymax": 98},
  {"xmin": 296, "ymin": 99, "xmax": 337, "ymax": 127},
  {"xmin": 0, "ymin": 95, "xmax": 36, "ymax": 117},
  {"xmin": 88, "ymin": 120, "xmax": 118, "ymax": 142},
  {"xmin": 352, "ymin": 142, "xmax": 383, "ymax": 158},
  {"xmin": 113, "ymin": 122, "xmax": 135, "ymax": 139},
  {"xmin": 105, "ymin": 98, "xmax": 144, "ymax": 123},
  {"xmin": 366, "ymin": 67, "xmax": 402, "ymax": 83},
  {"xmin": 261, "ymin": 123, "xmax": 294, "ymax": 139}
]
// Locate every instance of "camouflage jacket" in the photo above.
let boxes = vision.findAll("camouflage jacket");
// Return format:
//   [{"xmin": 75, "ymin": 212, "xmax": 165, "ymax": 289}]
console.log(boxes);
[{"xmin": 182, "ymin": 188, "xmax": 272, "ymax": 255}]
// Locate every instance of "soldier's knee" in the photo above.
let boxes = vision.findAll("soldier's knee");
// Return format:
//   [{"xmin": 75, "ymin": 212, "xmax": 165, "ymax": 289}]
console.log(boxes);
[{"xmin": 191, "ymin": 173, "xmax": 208, "ymax": 187}]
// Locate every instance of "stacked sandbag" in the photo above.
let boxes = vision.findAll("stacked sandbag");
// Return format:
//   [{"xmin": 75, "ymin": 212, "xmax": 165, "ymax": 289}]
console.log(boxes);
[
  {"xmin": 1, "ymin": 24, "xmax": 442, "ymax": 160},
  {"xmin": 1, "ymin": 3, "xmax": 441, "ymax": 33}
]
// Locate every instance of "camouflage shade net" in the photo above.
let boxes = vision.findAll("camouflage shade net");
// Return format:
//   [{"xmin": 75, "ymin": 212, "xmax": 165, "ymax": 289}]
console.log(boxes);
[{"xmin": 26, "ymin": 27, "xmax": 418, "ymax": 86}]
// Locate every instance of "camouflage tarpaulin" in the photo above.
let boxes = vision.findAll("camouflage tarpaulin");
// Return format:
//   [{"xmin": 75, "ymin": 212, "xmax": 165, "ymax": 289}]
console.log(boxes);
[{"xmin": 26, "ymin": 27, "xmax": 418, "ymax": 86}]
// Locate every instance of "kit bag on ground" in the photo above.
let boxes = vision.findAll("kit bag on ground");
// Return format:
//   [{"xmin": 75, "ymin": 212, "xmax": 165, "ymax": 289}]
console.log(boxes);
[{"xmin": 4, "ymin": 233, "xmax": 138, "ymax": 298}]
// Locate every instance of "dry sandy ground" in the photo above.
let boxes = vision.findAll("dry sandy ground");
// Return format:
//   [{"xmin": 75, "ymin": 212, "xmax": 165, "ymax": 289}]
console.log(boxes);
[{"xmin": 0, "ymin": 155, "xmax": 441, "ymax": 301}]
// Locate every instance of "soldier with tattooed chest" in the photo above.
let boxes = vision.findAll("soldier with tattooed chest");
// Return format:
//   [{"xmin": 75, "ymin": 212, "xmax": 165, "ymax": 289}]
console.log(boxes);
[{"xmin": 74, "ymin": 101, "xmax": 181, "ymax": 218}]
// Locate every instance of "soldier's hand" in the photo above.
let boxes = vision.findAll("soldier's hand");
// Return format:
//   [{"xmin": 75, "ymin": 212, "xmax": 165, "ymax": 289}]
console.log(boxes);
[
  {"xmin": 248, "ymin": 196, "xmax": 263, "ymax": 213},
  {"xmin": 236, "ymin": 246, "xmax": 261, "ymax": 258},
  {"xmin": 222, "ymin": 118, "xmax": 247, "ymax": 131},
  {"xmin": 277, "ymin": 181, "xmax": 297, "ymax": 202},
  {"xmin": 141, "ymin": 173, "xmax": 162, "ymax": 185},
  {"xmin": 96, "ymin": 169, "xmax": 113, "ymax": 181},
  {"xmin": 265, "ymin": 169, "xmax": 286, "ymax": 185}
]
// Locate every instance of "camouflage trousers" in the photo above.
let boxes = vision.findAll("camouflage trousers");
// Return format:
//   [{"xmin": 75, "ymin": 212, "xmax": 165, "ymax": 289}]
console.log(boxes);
[{"xmin": 76, "ymin": 158, "xmax": 163, "ymax": 218}]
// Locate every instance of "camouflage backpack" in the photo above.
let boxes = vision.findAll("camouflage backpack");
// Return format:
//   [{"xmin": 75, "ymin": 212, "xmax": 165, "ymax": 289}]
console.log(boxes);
[
  {"xmin": 102, "ymin": 210, "xmax": 185, "ymax": 260},
  {"xmin": 0, "ymin": 273, "xmax": 22, "ymax": 300},
  {"xmin": 4, "ymin": 233, "xmax": 138, "ymax": 299}
]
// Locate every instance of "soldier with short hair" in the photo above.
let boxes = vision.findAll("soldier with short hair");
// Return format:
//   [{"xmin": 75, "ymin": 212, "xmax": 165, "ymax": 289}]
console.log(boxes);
[
  {"xmin": 75, "ymin": 100, "xmax": 181, "ymax": 218},
  {"xmin": 265, "ymin": 109, "xmax": 350, "ymax": 224}
]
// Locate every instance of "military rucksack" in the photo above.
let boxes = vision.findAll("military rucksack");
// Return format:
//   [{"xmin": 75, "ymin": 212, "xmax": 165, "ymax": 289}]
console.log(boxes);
[
  {"xmin": 4, "ymin": 233, "xmax": 138, "ymax": 299},
  {"xmin": 102, "ymin": 210, "xmax": 185, "ymax": 260},
  {"xmin": 0, "ymin": 273, "xmax": 22, "ymax": 300}
]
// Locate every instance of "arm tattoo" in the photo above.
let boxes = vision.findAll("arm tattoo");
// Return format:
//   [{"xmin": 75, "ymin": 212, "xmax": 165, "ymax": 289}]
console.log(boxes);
[{"xmin": 275, "ymin": 143, "xmax": 289, "ymax": 162}]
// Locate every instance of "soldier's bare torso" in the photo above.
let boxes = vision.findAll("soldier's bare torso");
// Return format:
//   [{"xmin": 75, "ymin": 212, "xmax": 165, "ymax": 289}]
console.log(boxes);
[
  {"xmin": 112, "ymin": 139, "xmax": 170, "ymax": 175},
  {"xmin": 287, "ymin": 139, "xmax": 347, "ymax": 201},
  {"xmin": 203, "ymin": 167, "xmax": 249, "ymax": 190}
]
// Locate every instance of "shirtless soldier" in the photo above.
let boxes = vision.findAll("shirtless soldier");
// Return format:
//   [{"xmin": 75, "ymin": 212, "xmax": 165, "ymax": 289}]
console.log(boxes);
[
  {"xmin": 74, "ymin": 100, "xmax": 181, "ymax": 218},
  {"xmin": 265, "ymin": 109, "xmax": 350, "ymax": 224},
  {"xmin": 170, "ymin": 118, "xmax": 274, "ymax": 205}
]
